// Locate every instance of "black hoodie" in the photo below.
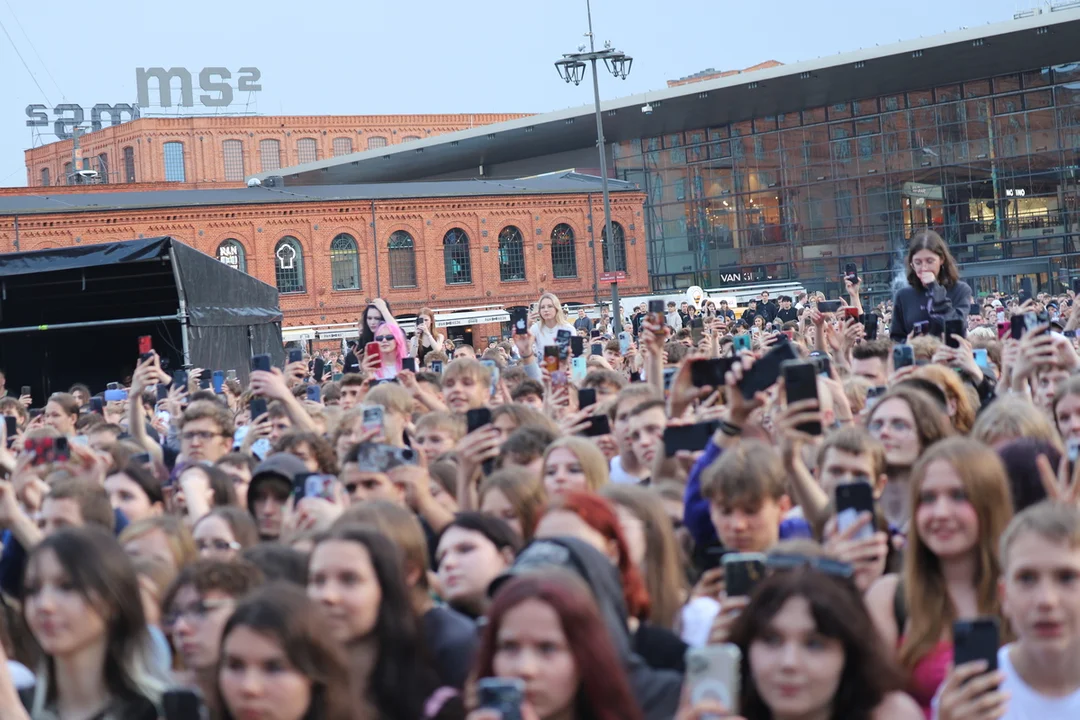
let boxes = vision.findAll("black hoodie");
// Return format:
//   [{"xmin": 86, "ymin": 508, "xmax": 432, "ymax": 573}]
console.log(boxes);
[{"xmin": 490, "ymin": 537, "xmax": 682, "ymax": 720}]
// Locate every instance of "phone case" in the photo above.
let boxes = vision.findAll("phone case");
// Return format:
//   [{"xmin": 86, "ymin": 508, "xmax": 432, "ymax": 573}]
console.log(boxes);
[
  {"xmin": 836, "ymin": 482, "xmax": 875, "ymax": 540},
  {"xmin": 723, "ymin": 552, "xmax": 767, "ymax": 597},
  {"xmin": 685, "ymin": 644, "xmax": 741, "ymax": 712}
]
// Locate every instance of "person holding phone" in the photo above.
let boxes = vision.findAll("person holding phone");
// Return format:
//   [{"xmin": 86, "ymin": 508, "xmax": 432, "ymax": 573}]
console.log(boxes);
[
  {"xmin": 891, "ymin": 230, "xmax": 972, "ymax": 343},
  {"xmin": 364, "ymin": 321, "xmax": 409, "ymax": 380},
  {"xmin": 528, "ymin": 293, "xmax": 576, "ymax": 359},
  {"xmin": 358, "ymin": 299, "xmax": 394, "ymax": 357},
  {"xmin": 410, "ymin": 307, "xmax": 446, "ymax": 367}
]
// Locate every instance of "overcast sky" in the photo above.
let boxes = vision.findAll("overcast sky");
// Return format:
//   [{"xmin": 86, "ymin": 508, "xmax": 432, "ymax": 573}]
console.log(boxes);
[{"xmin": 0, "ymin": 0, "xmax": 1049, "ymax": 186}]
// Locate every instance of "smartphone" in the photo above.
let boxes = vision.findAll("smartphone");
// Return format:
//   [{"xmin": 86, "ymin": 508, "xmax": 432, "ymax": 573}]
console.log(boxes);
[
  {"xmin": 618, "ymin": 331, "xmax": 632, "ymax": 355},
  {"xmin": 590, "ymin": 329, "xmax": 601, "ymax": 339},
  {"xmin": 3, "ymin": 416, "xmax": 17, "ymax": 441},
  {"xmin": 514, "ymin": 318, "xmax": 528, "ymax": 336},
  {"xmin": 945, "ymin": 318, "xmax": 964, "ymax": 348},
  {"xmin": 1010, "ymin": 315, "xmax": 1027, "ymax": 340},
  {"xmin": 690, "ymin": 317, "xmax": 705, "ymax": 345},
  {"xmin": 365, "ymin": 342, "xmax": 382, "ymax": 367},
  {"xmin": 578, "ymin": 388, "xmax": 597, "ymax": 409},
  {"xmin": 466, "ymin": 407, "xmax": 493, "ymax": 434},
  {"xmin": 913, "ymin": 320, "xmax": 930, "ymax": 336},
  {"xmin": 543, "ymin": 346, "xmax": 561, "ymax": 373},
  {"xmin": 836, "ymin": 482, "xmax": 876, "ymax": 541},
  {"xmin": 430, "ymin": 360, "xmax": 443, "ymax": 374},
  {"xmin": 663, "ymin": 367, "xmax": 677, "ymax": 391},
  {"xmin": 685, "ymin": 644, "xmax": 742, "ymax": 713},
  {"xmin": 591, "ymin": 342, "xmax": 604, "ymax": 356},
  {"xmin": 570, "ymin": 336, "xmax": 584, "ymax": 357},
  {"xmin": 249, "ymin": 397, "xmax": 268, "ymax": 420},
  {"xmin": 294, "ymin": 473, "xmax": 336, "ymax": 502},
  {"xmin": 106, "ymin": 382, "xmax": 120, "ymax": 391},
  {"xmin": 739, "ymin": 341, "xmax": 798, "ymax": 400},
  {"xmin": 401, "ymin": 357, "xmax": 416, "ymax": 373},
  {"xmin": 581, "ymin": 415, "xmax": 612, "ymax": 437},
  {"xmin": 555, "ymin": 329, "xmax": 572, "ymax": 358},
  {"xmin": 893, "ymin": 344, "xmax": 914, "ymax": 369},
  {"xmin": 817, "ymin": 300, "xmax": 842, "ymax": 314},
  {"xmin": 476, "ymin": 678, "xmax": 524, "ymax": 720},
  {"xmin": 952, "ymin": 618, "xmax": 1000, "ymax": 673},
  {"xmin": 690, "ymin": 358, "xmax": 734, "ymax": 389},
  {"xmin": 313, "ymin": 356, "xmax": 326, "ymax": 382},
  {"xmin": 723, "ymin": 552, "xmax": 767, "ymax": 597},
  {"xmin": 198, "ymin": 378, "xmax": 211, "ymax": 391},
  {"xmin": 163, "ymin": 689, "xmax": 206, "ymax": 720},
  {"xmin": 287, "ymin": 348, "xmax": 304, "ymax": 365},
  {"xmin": 226, "ymin": 369, "xmax": 238, "ymax": 382},
  {"xmin": 1019, "ymin": 277, "xmax": 1033, "ymax": 303},
  {"xmin": 663, "ymin": 422, "xmax": 719, "ymax": 456},
  {"xmin": 570, "ymin": 356, "xmax": 587, "ymax": 383},
  {"xmin": 863, "ymin": 313, "xmax": 879, "ymax": 341},
  {"xmin": 1065, "ymin": 331, "xmax": 1078, "ymax": 340},
  {"xmin": 844, "ymin": 262, "xmax": 859, "ymax": 284},
  {"xmin": 732, "ymin": 334, "xmax": 752, "ymax": 353},
  {"xmin": 155, "ymin": 384, "xmax": 169, "ymax": 402},
  {"xmin": 212, "ymin": 371, "xmax": 225, "ymax": 394},
  {"xmin": 89, "ymin": 397, "xmax": 105, "ymax": 414},
  {"xmin": 26, "ymin": 436, "xmax": 70, "ymax": 466},
  {"xmin": 305, "ymin": 384, "xmax": 321, "ymax": 402},
  {"xmin": 782, "ymin": 361, "xmax": 822, "ymax": 436},
  {"xmin": 480, "ymin": 359, "xmax": 501, "ymax": 397},
  {"xmin": 362, "ymin": 405, "xmax": 384, "ymax": 432},
  {"xmin": 1074, "ymin": 278, "xmax": 1080, "ymax": 296},
  {"xmin": 843, "ymin": 307, "xmax": 861, "ymax": 319},
  {"xmin": 973, "ymin": 348, "xmax": 989, "ymax": 369},
  {"xmin": 251, "ymin": 354, "xmax": 272, "ymax": 373},
  {"xmin": 648, "ymin": 299, "xmax": 666, "ymax": 326},
  {"xmin": 808, "ymin": 352, "xmax": 831, "ymax": 378}
]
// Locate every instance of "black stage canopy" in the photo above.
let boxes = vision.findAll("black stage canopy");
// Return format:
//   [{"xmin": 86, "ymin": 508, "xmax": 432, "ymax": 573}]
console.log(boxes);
[{"xmin": 0, "ymin": 237, "xmax": 283, "ymax": 401}]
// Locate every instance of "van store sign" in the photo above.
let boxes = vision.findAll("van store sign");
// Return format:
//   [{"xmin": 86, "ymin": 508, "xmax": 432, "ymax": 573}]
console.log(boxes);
[{"xmin": 26, "ymin": 66, "xmax": 262, "ymax": 140}]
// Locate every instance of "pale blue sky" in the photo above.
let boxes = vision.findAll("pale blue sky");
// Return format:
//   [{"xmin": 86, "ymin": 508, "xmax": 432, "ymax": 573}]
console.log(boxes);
[{"xmin": 0, "ymin": 0, "xmax": 1043, "ymax": 186}]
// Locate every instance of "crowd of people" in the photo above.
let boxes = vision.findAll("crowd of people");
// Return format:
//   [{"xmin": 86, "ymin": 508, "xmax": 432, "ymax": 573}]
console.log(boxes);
[{"xmin": 0, "ymin": 226, "xmax": 1078, "ymax": 719}]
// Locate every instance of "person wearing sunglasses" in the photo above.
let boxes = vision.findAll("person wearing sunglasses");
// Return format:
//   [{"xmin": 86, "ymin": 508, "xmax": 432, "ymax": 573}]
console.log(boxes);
[{"xmin": 364, "ymin": 321, "xmax": 409, "ymax": 381}]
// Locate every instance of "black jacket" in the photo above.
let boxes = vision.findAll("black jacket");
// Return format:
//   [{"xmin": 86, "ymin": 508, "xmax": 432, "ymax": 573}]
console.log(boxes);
[{"xmin": 890, "ymin": 280, "xmax": 973, "ymax": 342}]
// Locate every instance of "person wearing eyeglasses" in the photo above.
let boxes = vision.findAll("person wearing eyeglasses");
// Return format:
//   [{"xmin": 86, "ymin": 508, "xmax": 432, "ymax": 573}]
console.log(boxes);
[
  {"xmin": 891, "ymin": 230, "xmax": 972, "ymax": 343},
  {"xmin": 192, "ymin": 507, "xmax": 259, "ymax": 561},
  {"xmin": 177, "ymin": 400, "xmax": 235, "ymax": 465},
  {"xmin": 162, "ymin": 559, "xmax": 263, "ymax": 702}
]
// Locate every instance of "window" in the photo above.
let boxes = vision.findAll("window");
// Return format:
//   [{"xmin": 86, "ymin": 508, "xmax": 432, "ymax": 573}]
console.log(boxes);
[
  {"xmin": 332, "ymin": 137, "xmax": 353, "ymax": 156},
  {"xmin": 551, "ymin": 224, "xmax": 578, "ymax": 278},
  {"xmin": 259, "ymin": 139, "xmax": 281, "ymax": 172},
  {"xmin": 443, "ymin": 228, "xmax": 472, "ymax": 284},
  {"xmin": 163, "ymin": 142, "xmax": 185, "ymax": 182},
  {"xmin": 217, "ymin": 239, "xmax": 247, "ymax": 273},
  {"xmin": 223, "ymin": 140, "xmax": 245, "ymax": 181},
  {"xmin": 274, "ymin": 237, "xmax": 305, "ymax": 294},
  {"xmin": 97, "ymin": 153, "xmax": 108, "ymax": 183},
  {"xmin": 367, "ymin": 136, "xmax": 388, "ymax": 150},
  {"xmin": 330, "ymin": 233, "xmax": 360, "ymax": 290},
  {"xmin": 388, "ymin": 230, "xmax": 417, "ymax": 288},
  {"xmin": 123, "ymin": 146, "xmax": 136, "ymax": 183},
  {"xmin": 40, "ymin": 168, "xmax": 49, "ymax": 187},
  {"xmin": 601, "ymin": 222, "xmax": 628, "ymax": 273},
  {"xmin": 498, "ymin": 226, "xmax": 526, "ymax": 281},
  {"xmin": 297, "ymin": 138, "xmax": 318, "ymax": 165},
  {"xmin": 402, "ymin": 136, "xmax": 421, "ymax": 142},
  {"xmin": 63, "ymin": 162, "xmax": 72, "ymax": 185}
]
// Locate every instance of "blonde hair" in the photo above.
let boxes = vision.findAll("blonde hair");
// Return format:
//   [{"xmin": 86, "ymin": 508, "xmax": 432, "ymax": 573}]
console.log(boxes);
[
  {"xmin": 364, "ymin": 383, "xmax": 413, "ymax": 416},
  {"xmin": 443, "ymin": 357, "xmax": 492, "ymax": 387},
  {"xmin": 118, "ymin": 516, "xmax": 197, "ymax": 571},
  {"xmin": 899, "ymin": 437, "xmax": 1014, "ymax": 670},
  {"xmin": 843, "ymin": 375, "xmax": 872, "ymax": 416},
  {"xmin": 1000, "ymin": 501, "xmax": 1080, "ymax": 568},
  {"xmin": 910, "ymin": 336, "xmax": 942, "ymax": 362},
  {"xmin": 543, "ymin": 437, "xmax": 609, "ymax": 491},
  {"xmin": 479, "ymin": 467, "xmax": 548, "ymax": 542},
  {"xmin": 414, "ymin": 411, "xmax": 466, "ymax": 440},
  {"xmin": 537, "ymin": 292, "xmax": 570, "ymax": 327},
  {"xmin": 970, "ymin": 395, "xmax": 1063, "ymax": 453}
]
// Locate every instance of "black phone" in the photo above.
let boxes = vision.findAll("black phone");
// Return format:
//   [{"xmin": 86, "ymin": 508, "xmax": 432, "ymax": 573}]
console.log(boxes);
[
  {"xmin": 591, "ymin": 342, "xmax": 604, "ymax": 356},
  {"xmin": 156, "ymin": 384, "xmax": 170, "ymax": 402},
  {"xmin": 1010, "ymin": 315, "xmax": 1027, "ymax": 340},
  {"xmin": 863, "ymin": 312, "xmax": 879, "ymax": 341},
  {"xmin": 783, "ymin": 361, "xmax": 822, "ymax": 436},
  {"xmin": 3, "ymin": 416, "xmax": 16, "ymax": 441},
  {"xmin": 739, "ymin": 341, "xmax": 798, "ymax": 399},
  {"xmin": 690, "ymin": 317, "xmax": 705, "ymax": 345},
  {"xmin": 198, "ymin": 379, "xmax": 211, "ymax": 390},
  {"xmin": 19, "ymin": 386, "xmax": 30, "ymax": 400},
  {"xmin": 702, "ymin": 545, "xmax": 733, "ymax": 571},
  {"xmin": 89, "ymin": 397, "xmax": 105, "ymax": 414},
  {"xmin": 893, "ymin": 344, "xmax": 914, "ymax": 369},
  {"xmin": 844, "ymin": 262, "xmax": 859, "ymax": 283},
  {"xmin": 836, "ymin": 482, "xmax": 876, "ymax": 541},
  {"xmin": 510, "ymin": 307, "xmax": 529, "ymax": 332},
  {"xmin": 663, "ymin": 422, "xmax": 719, "ymax": 456},
  {"xmin": 817, "ymin": 300, "xmax": 842, "ymax": 314},
  {"xmin": 163, "ymin": 688, "xmax": 206, "ymax": 720},
  {"xmin": 287, "ymin": 349, "xmax": 304, "ymax": 365},
  {"xmin": 570, "ymin": 336, "xmax": 584, "ymax": 357},
  {"xmin": 952, "ymin": 618, "xmax": 1000, "ymax": 673},
  {"xmin": 690, "ymin": 358, "xmax": 735, "ymax": 388},
  {"xmin": 581, "ymin": 415, "xmax": 611, "ymax": 437},
  {"xmin": 590, "ymin": 329, "xmax": 601, "ymax": 338},
  {"xmin": 1019, "ymin": 277, "xmax": 1033, "ymax": 303},
  {"xmin": 313, "ymin": 356, "xmax": 326, "ymax": 382},
  {"xmin": 476, "ymin": 678, "xmax": 524, "ymax": 720},
  {"xmin": 249, "ymin": 397, "xmax": 268, "ymax": 420},
  {"xmin": 808, "ymin": 352, "xmax": 831, "ymax": 378},
  {"xmin": 305, "ymin": 385, "xmax": 321, "ymax": 402},
  {"xmin": 401, "ymin": 357, "xmax": 417, "ymax": 372},
  {"xmin": 430, "ymin": 360, "xmax": 443, "ymax": 374},
  {"xmin": 1074, "ymin": 278, "xmax": 1080, "ymax": 296},
  {"xmin": 131, "ymin": 452, "xmax": 152, "ymax": 465},
  {"xmin": 514, "ymin": 318, "xmax": 529, "ymax": 336},
  {"xmin": 466, "ymin": 407, "xmax": 493, "ymax": 434},
  {"xmin": 577, "ymin": 388, "xmax": 597, "ymax": 409},
  {"xmin": 251, "ymin": 354, "xmax": 272, "ymax": 373},
  {"xmin": 723, "ymin": 553, "xmax": 766, "ymax": 597},
  {"xmin": 944, "ymin": 318, "xmax": 964, "ymax": 348}
]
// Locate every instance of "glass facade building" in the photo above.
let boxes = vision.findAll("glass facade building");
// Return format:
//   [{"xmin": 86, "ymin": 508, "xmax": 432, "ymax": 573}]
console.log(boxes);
[{"xmin": 612, "ymin": 62, "xmax": 1080, "ymax": 303}]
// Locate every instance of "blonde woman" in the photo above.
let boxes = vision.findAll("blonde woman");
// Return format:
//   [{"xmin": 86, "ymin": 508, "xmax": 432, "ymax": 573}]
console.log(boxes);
[
  {"xmin": 541, "ymin": 436, "xmax": 609, "ymax": 497},
  {"xmin": 529, "ymin": 292, "xmax": 576, "ymax": 357}
]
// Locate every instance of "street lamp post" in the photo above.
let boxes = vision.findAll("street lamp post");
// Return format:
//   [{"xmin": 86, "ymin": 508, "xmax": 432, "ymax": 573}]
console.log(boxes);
[{"xmin": 555, "ymin": 0, "xmax": 632, "ymax": 334}]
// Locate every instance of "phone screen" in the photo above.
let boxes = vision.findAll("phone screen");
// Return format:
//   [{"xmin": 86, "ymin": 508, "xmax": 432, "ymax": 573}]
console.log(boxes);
[
  {"xmin": 251, "ymin": 355, "xmax": 272, "ymax": 373},
  {"xmin": 782, "ymin": 361, "xmax": 821, "ymax": 435},
  {"xmin": 466, "ymin": 407, "xmax": 493, "ymax": 434},
  {"xmin": 836, "ymin": 482, "xmax": 875, "ymax": 541},
  {"xmin": 739, "ymin": 342, "xmax": 798, "ymax": 399}
]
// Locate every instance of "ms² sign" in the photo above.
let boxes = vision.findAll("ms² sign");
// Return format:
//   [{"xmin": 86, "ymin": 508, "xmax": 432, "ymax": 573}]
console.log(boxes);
[{"xmin": 26, "ymin": 66, "xmax": 262, "ymax": 140}]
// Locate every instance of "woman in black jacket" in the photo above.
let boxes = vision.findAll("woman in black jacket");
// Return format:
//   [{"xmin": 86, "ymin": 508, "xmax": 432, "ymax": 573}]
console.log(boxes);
[{"xmin": 890, "ymin": 230, "xmax": 972, "ymax": 342}]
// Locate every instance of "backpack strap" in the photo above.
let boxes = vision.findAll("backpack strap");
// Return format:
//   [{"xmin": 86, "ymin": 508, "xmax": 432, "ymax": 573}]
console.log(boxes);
[{"xmin": 893, "ymin": 578, "xmax": 907, "ymax": 635}]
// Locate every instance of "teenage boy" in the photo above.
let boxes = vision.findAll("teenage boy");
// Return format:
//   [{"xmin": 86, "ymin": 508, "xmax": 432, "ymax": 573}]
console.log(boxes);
[
  {"xmin": 625, "ymin": 399, "xmax": 667, "ymax": 481},
  {"xmin": 415, "ymin": 412, "xmax": 466, "ymax": 465},
  {"xmin": 177, "ymin": 400, "xmax": 235, "ymax": 465},
  {"xmin": 935, "ymin": 502, "xmax": 1080, "ymax": 719},
  {"xmin": 608, "ymin": 385, "xmax": 662, "ymax": 484},
  {"xmin": 441, "ymin": 358, "xmax": 493, "ymax": 414},
  {"xmin": 851, "ymin": 339, "xmax": 891, "ymax": 387}
]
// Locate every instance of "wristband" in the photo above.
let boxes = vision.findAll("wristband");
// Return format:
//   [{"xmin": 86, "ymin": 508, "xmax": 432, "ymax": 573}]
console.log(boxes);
[{"xmin": 719, "ymin": 420, "xmax": 743, "ymax": 437}]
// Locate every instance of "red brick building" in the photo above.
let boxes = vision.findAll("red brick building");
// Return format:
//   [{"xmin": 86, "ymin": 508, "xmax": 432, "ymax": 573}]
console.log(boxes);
[
  {"xmin": 24, "ymin": 114, "xmax": 530, "ymax": 187},
  {"xmin": 0, "ymin": 176, "xmax": 647, "ymax": 348}
]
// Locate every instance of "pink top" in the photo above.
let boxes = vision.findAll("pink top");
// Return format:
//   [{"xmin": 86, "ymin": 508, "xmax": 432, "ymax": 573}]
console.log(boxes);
[{"xmin": 902, "ymin": 638, "xmax": 953, "ymax": 719}]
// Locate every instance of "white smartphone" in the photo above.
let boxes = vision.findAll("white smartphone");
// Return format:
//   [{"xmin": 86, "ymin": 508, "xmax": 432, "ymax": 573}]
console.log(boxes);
[
  {"xmin": 362, "ymin": 405, "xmax": 384, "ymax": 432},
  {"xmin": 685, "ymin": 644, "xmax": 741, "ymax": 712}
]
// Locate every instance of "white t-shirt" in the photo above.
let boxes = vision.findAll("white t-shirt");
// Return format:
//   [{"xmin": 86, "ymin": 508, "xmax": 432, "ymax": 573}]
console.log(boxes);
[
  {"xmin": 529, "ymin": 322, "xmax": 576, "ymax": 357},
  {"xmin": 932, "ymin": 645, "xmax": 1080, "ymax": 719},
  {"xmin": 609, "ymin": 455, "xmax": 647, "ymax": 485}
]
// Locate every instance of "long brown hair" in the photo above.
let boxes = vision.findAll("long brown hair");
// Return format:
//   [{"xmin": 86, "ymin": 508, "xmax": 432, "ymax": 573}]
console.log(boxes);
[
  {"xmin": 866, "ymin": 386, "xmax": 954, "ymax": 464},
  {"xmin": 905, "ymin": 229, "xmax": 960, "ymax": 290},
  {"xmin": 911, "ymin": 364, "xmax": 977, "ymax": 434},
  {"xmin": 898, "ymin": 437, "xmax": 1014, "ymax": 670}
]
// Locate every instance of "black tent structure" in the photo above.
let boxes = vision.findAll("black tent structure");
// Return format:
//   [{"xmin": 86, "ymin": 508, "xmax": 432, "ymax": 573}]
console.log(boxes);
[{"xmin": 0, "ymin": 237, "xmax": 283, "ymax": 401}]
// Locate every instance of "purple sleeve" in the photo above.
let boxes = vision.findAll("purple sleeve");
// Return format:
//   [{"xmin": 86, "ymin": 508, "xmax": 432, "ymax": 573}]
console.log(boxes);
[{"xmin": 683, "ymin": 438, "xmax": 722, "ymax": 548}]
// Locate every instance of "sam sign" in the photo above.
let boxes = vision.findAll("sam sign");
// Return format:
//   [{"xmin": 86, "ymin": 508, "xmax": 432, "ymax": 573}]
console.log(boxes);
[{"xmin": 599, "ymin": 271, "xmax": 627, "ymax": 283}]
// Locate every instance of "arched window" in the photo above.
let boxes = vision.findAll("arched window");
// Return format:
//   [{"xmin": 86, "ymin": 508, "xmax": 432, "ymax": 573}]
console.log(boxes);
[
  {"xmin": 551, "ymin": 224, "xmax": 578, "ymax": 279},
  {"xmin": 222, "ymin": 140, "xmax": 245, "ymax": 181},
  {"xmin": 63, "ymin": 162, "xmax": 72, "ymax": 185},
  {"xmin": 601, "ymin": 221, "xmax": 628, "ymax": 273},
  {"xmin": 163, "ymin": 142, "xmax": 185, "ymax": 182},
  {"xmin": 443, "ymin": 228, "xmax": 472, "ymax": 285},
  {"xmin": 97, "ymin": 154, "xmax": 109, "ymax": 183},
  {"xmin": 401, "ymin": 136, "xmax": 421, "ymax": 143},
  {"xmin": 498, "ymin": 226, "xmax": 526, "ymax": 281},
  {"xmin": 259, "ymin": 139, "xmax": 281, "ymax": 172},
  {"xmin": 330, "ymin": 233, "xmax": 360, "ymax": 290},
  {"xmin": 332, "ymin": 137, "xmax": 353, "ymax": 156},
  {"xmin": 123, "ymin": 146, "xmax": 136, "ymax": 183},
  {"xmin": 388, "ymin": 231, "xmax": 417, "ymax": 288},
  {"xmin": 274, "ymin": 237, "xmax": 305, "ymax": 294},
  {"xmin": 217, "ymin": 239, "xmax": 247, "ymax": 273},
  {"xmin": 367, "ymin": 136, "xmax": 388, "ymax": 150},
  {"xmin": 40, "ymin": 168, "xmax": 49, "ymax": 187},
  {"xmin": 296, "ymin": 138, "xmax": 318, "ymax": 165}
]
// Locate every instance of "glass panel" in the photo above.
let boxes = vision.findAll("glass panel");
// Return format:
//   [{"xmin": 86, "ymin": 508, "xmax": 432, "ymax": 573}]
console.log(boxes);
[
  {"xmin": 754, "ymin": 116, "xmax": 778, "ymax": 133},
  {"xmin": 296, "ymin": 138, "xmax": 318, "ymax": 165},
  {"xmin": 935, "ymin": 85, "xmax": 961, "ymax": 103},
  {"xmin": 123, "ymin": 147, "xmax": 136, "ymax": 183},
  {"xmin": 551, "ymin": 224, "xmax": 578, "ymax": 278},
  {"xmin": 994, "ymin": 75, "xmax": 1021, "ymax": 94},
  {"xmin": 332, "ymin": 137, "xmax": 353, "ymax": 156},
  {"xmin": 40, "ymin": 168, "xmax": 49, "ymax": 187},
  {"xmin": 163, "ymin": 142, "xmax": 185, "ymax": 182},
  {"xmin": 443, "ymin": 228, "xmax": 472, "ymax": 284},
  {"xmin": 97, "ymin": 153, "xmax": 108, "ymax": 183},
  {"xmin": 274, "ymin": 237, "xmax": 305, "ymax": 293},
  {"xmin": 803, "ymin": 107, "xmax": 826, "ymax": 124},
  {"xmin": 259, "ymin": 139, "xmax": 281, "ymax": 172},
  {"xmin": 828, "ymin": 102, "xmax": 852, "ymax": 120},
  {"xmin": 367, "ymin": 136, "xmax": 388, "ymax": 149},
  {"xmin": 222, "ymin": 140, "xmax": 245, "ymax": 181},
  {"xmin": 388, "ymin": 231, "xmax": 417, "ymax": 288},
  {"xmin": 329, "ymin": 234, "xmax": 360, "ymax": 290},
  {"xmin": 498, "ymin": 226, "xmax": 526, "ymax": 281},
  {"xmin": 217, "ymin": 240, "xmax": 247, "ymax": 274},
  {"xmin": 853, "ymin": 98, "xmax": 879, "ymax": 116},
  {"xmin": 601, "ymin": 222, "xmax": 628, "ymax": 273}
]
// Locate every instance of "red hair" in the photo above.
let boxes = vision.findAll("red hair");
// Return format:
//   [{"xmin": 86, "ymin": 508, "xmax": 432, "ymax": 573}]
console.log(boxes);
[
  {"xmin": 543, "ymin": 491, "xmax": 651, "ymax": 621},
  {"xmin": 475, "ymin": 574, "xmax": 643, "ymax": 720}
]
